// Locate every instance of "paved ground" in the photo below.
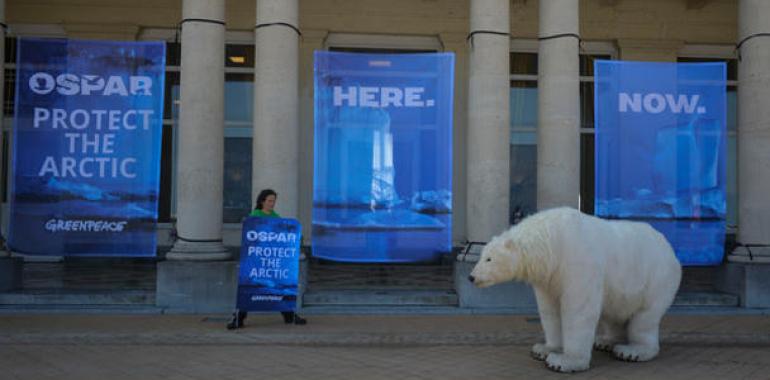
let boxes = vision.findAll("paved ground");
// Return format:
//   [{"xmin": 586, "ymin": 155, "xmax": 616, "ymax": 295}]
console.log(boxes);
[{"xmin": 1, "ymin": 312, "xmax": 770, "ymax": 379}]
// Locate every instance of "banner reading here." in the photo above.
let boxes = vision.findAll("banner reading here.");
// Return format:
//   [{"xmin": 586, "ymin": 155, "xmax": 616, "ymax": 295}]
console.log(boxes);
[{"xmin": 312, "ymin": 51, "xmax": 454, "ymax": 263}]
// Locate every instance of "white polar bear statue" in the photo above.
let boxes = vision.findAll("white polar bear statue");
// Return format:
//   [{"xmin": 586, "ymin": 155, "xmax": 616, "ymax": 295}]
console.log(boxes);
[{"xmin": 469, "ymin": 207, "xmax": 681, "ymax": 373}]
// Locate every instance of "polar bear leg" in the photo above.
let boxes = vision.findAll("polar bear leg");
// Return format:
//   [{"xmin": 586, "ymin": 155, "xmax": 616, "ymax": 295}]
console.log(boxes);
[
  {"xmin": 594, "ymin": 318, "xmax": 626, "ymax": 352},
  {"xmin": 545, "ymin": 291, "xmax": 601, "ymax": 373},
  {"xmin": 531, "ymin": 287, "xmax": 562, "ymax": 361},
  {"xmin": 612, "ymin": 308, "xmax": 663, "ymax": 362}
]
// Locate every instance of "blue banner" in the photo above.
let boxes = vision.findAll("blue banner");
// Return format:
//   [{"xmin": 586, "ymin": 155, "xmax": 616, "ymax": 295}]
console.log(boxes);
[
  {"xmin": 313, "ymin": 51, "xmax": 454, "ymax": 263},
  {"xmin": 237, "ymin": 217, "xmax": 301, "ymax": 312},
  {"xmin": 594, "ymin": 60, "xmax": 727, "ymax": 265},
  {"xmin": 9, "ymin": 38, "xmax": 165, "ymax": 256}
]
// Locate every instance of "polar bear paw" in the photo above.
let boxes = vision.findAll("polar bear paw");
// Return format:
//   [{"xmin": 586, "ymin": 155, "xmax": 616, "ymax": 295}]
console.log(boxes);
[
  {"xmin": 593, "ymin": 337, "xmax": 620, "ymax": 352},
  {"xmin": 612, "ymin": 344, "xmax": 658, "ymax": 362},
  {"xmin": 530, "ymin": 343, "xmax": 559, "ymax": 361},
  {"xmin": 545, "ymin": 353, "xmax": 590, "ymax": 373}
]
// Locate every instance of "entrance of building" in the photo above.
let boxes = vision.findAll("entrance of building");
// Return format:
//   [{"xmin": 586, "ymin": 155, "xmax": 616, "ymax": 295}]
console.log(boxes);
[{"xmin": 303, "ymin": 255, "xmax": 457, "ymax": 310}]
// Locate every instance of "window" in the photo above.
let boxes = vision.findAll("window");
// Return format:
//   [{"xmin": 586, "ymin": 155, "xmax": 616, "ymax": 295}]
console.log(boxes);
[
  {"xmin": 509, "ymin": 41, "xmax": 616, "ymax": 223},
  {"xmin": 167, "ymin": 42, "xmax": 256, "ymax": 223},
  {"xmin": 509, "ymin": 48, "xmax": 538, "ymax": 224},
  {"xmin": 578, "ymin": 50, "xmax": 614, "ymax": 215},
  {"xmin": 1, "ymin": 38, "xmax": 13, "ymax": 202},
  {"xmin": 678, "ymin": 50, "xmax": 738, "ymax": 229}
]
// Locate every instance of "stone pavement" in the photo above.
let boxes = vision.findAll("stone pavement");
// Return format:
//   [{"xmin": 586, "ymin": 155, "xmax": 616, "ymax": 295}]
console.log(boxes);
[{"xmin": 1, "ymin": 312, "xmax": 770, "ymax": 380}]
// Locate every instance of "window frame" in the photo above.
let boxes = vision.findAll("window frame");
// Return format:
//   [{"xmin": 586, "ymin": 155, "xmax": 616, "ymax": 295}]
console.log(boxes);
[
  {"xmin": 140, "ymin": 29, "xmax": 258, "ymax": 224},
  {"xmin": 508, "ymin": 39, "xmax": 618, "ymax": 218},
  {"xmin": 324, "ymin": 33, "xmax": 444, "ymax": 52},
  {"xmin": 677, "ymin": 44, "xmax": 739, "ymax": 231}
]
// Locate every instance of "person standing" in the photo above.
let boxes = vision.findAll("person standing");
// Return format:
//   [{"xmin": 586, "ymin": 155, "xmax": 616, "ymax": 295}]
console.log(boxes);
[{"xmin": 227, "ymin": 189, "xmax": 307, "ymax": 329}]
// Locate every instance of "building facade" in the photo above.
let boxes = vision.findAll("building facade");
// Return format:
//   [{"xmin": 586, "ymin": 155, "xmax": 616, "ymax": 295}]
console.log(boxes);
[{"xmin": 1, "ymin": 0, "xmax": 768, "ymax": 310}]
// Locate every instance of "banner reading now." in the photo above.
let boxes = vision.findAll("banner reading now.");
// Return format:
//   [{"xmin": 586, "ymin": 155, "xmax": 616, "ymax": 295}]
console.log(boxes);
[{"xmin": 594, "ymin": 60, "xmax": 727, "ymax": 265}]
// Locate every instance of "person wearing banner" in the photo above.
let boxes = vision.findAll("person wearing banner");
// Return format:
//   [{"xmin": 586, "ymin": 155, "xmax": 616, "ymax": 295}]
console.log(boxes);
[{"xmin": 227, "ymin": 189, "xmax": 307, "ymax": 329}]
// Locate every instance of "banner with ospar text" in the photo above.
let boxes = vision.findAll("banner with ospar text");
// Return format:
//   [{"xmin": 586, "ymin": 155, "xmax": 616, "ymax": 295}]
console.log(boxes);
[
  {"xmin": 9, "ymin": 38, "xmax": 165, "ymax": 256},
  {"xmin": 237, "ymin": 217, "xmax": 301, "ymax": 312},
  {"xmin": 594, "ymin": 60, "xmax": 727, "ymax": 265}
]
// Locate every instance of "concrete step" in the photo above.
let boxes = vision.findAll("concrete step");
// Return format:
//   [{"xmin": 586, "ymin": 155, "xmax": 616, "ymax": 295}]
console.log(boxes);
[
  {"xmin": 673, "ymin": 291, "xmax": 740, "ymax": 307},
  {"xmin": 0, "ymin": 289, "xmax": 156, "ymax": 306},
  {"xmin": 303, "ymin": 289, "xmax": 458, "ymax": 307},
  {"xmin": 0, "ymin": 304, "xmax": 163, "ymax": 314}
]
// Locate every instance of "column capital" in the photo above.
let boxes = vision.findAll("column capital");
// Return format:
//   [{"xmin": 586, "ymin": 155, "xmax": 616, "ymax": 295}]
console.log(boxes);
[
  {"xmin": 183, "ymin": 0, "xmax": 225, "ymax": 21},
  {"xmin": 256, "ymin": 0, "xmax": 298, "ymax": 25},
  {"xmin": 739, "ymin": 0, "xmax": 770, "ymax": 40},
  {"xmin": 167, "ymin": 240, "xmax": 230, "ymax": 261},
  {"xmin": 539, "ymin": 0, "xmax": 578, "ymax": 36},
  {"xmin": 470, "ymin": 0, "xmax": 510, "ymax": 33},
  {"xmin": 730, "ymin": 245, "xmax": 770, "ymax": 263}
]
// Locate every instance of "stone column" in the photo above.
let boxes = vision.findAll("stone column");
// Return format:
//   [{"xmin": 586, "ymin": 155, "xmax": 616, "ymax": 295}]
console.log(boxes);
[
  {"xmin": 732, "ymin": 0, "xmax": 770, "ymax": 262},
  {"xmin": 467, "ymin": 0, "xmax": 510, "ymax": 243},
  {"xmin": 537, "ymin": 0, "xmax": 580, "ymax": 210},
  {"xmin": 166, "ymin": 0, "xmax": 229, "ymax": 261},
  {"xmin": 253, "ymin": 0, "xmax": 300, "ymax": 218}
]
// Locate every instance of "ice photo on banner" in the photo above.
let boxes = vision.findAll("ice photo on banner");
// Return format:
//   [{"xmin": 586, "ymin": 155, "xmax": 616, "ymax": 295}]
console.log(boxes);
[{"xmin": 9, "ymin": 38, "xmax": 165, "ymax": 256}]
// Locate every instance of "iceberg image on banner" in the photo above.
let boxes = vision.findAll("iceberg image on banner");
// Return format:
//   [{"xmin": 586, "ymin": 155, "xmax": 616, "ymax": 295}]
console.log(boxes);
[
  {"xmin": 8, "ymin": 38, "xmax": 165, "ymax": 257},
  {"xmin": 594, "ymin": 60, "xmax": 727, "ymax": 265},
  {"xmin": 312, "ymin": 51, "xmax": 454, "ymax": 263}
]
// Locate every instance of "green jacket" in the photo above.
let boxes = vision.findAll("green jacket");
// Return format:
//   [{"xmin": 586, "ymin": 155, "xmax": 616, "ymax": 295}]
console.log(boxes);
[{"xmin": 249, "ymin": 209, "xmax": 281, "ymax": 218}]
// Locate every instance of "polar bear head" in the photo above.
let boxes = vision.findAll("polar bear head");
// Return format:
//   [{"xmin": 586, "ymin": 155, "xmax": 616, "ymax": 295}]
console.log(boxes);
[
  {"xmin": 468, "ymin": 215, "xmax": 556, "ymax": 287},
  {"xmin": 468, "ymin": 234, "xmax": 518, "ymax": 288}
]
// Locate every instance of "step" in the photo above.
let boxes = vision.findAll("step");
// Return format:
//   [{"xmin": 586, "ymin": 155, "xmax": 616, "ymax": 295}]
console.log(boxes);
[
  {"xmin": 0, "ymin": 304, "xmax": 163, "ymax": 314},
  {"xmin": 673, "ymin": 291, "xmax": 740, "ymax": 307},
  {"xmin": 0, "ymin": 289, "xmax": 156, "ymax": 306},
  {"xmin": 303, "ymin": 289, "xmax": 458, "ymax": 307}
]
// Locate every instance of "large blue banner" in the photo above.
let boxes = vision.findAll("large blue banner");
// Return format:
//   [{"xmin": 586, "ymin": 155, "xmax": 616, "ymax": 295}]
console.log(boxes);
[
  {"xmin": 237, "ymin": 217, "xmax": 301, "ymax": 312},
  {"xmin": 595, "ymin": 60, "xmax": 727, "ymax": 265},
  {"xmin": 9, "ymin": 38, "xmax": 165, "ymax": 256},
  {"xmin": 313, "ymin": 51, "xmax": 454, "ymax": 263}
]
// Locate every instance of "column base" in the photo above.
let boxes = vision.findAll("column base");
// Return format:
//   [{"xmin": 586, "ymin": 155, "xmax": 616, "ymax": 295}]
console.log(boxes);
[
  {"xmin": 297, "ymin": 249, "xmax": 308, "ymax": 308},
  {"xmin": 715, "ymin": 261, "xmax": 770, "ymax": 308},
  {"xmin": 728, "ymin": 245, "xmax": 770, "ymax": 263},
  {"xmin": 454, "ymin": 250, "xmax": 536, "ymax": 309},
  {"xmin": 166, "ymin": 240, "xmax": 231, "ymax": 261},
  {"xmin": 156, "ymin": 260, "xmax": 238, "ymax": 313},
  {"xmin": 0, "ymin": 257, "xmax": 23, "ymax": 291}
]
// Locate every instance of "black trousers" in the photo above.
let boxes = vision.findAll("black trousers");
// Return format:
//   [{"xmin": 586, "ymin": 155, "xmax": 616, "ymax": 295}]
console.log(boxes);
[{"xmin": 233, "ymin": 310, "xmax": 298, "ymax": 324}]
